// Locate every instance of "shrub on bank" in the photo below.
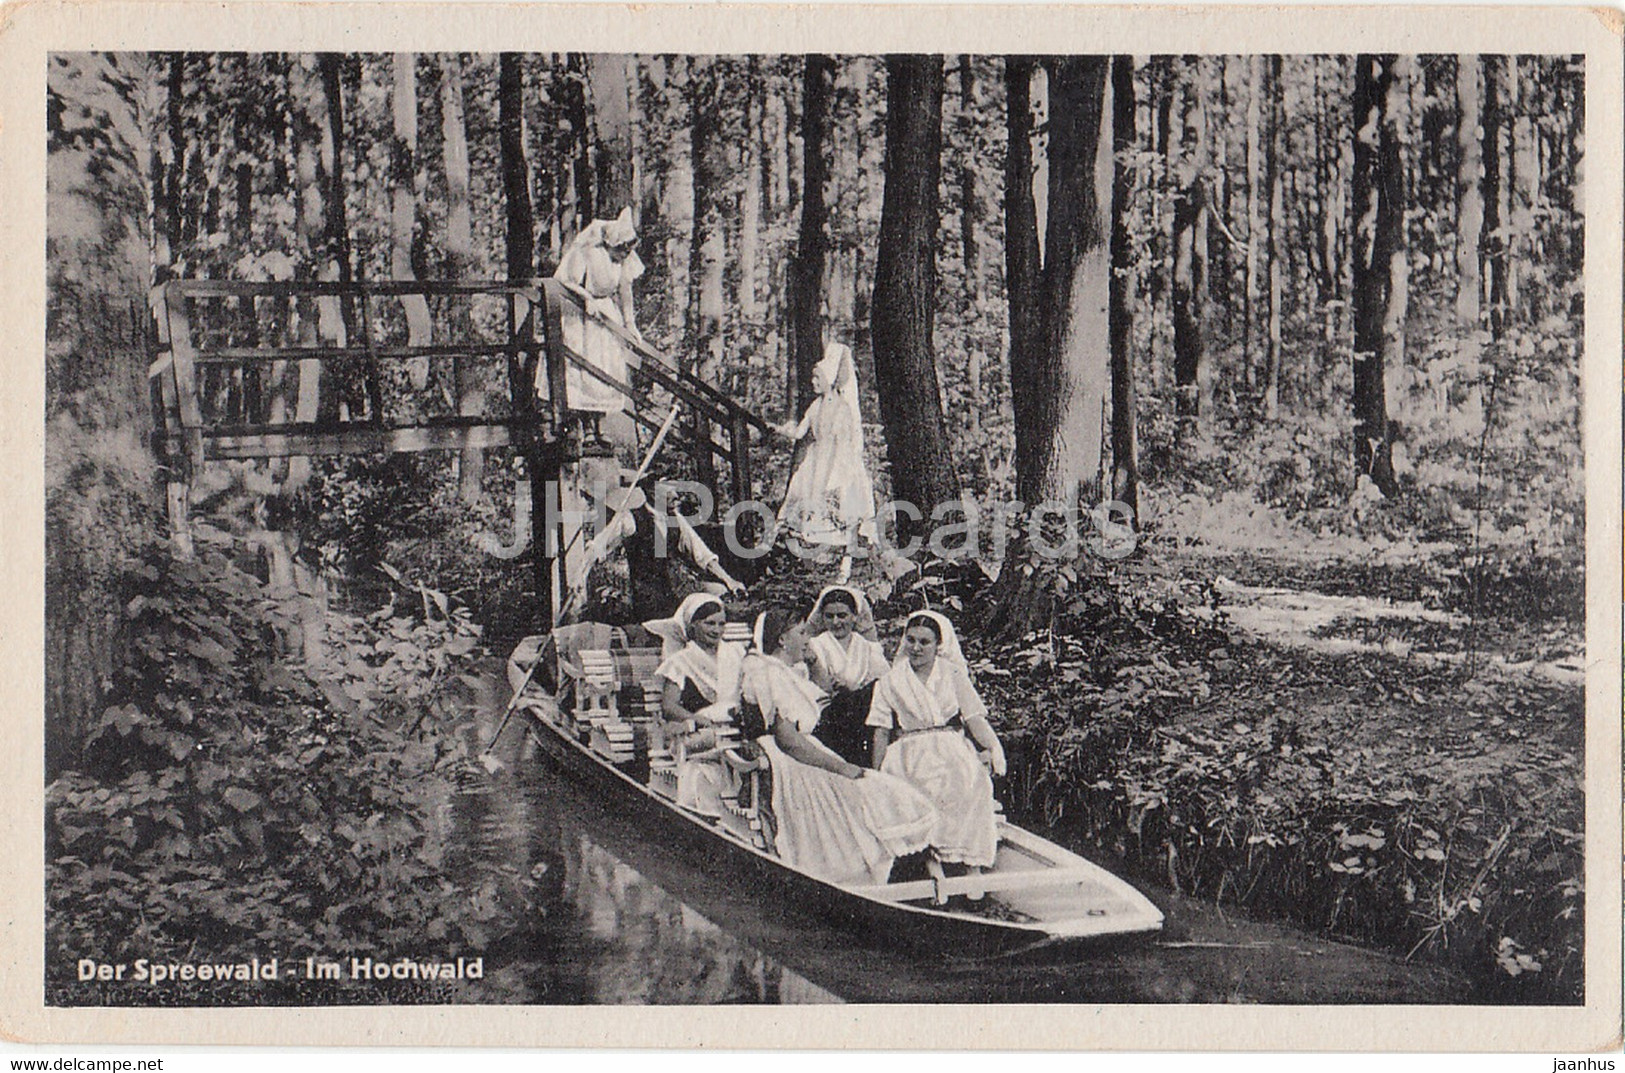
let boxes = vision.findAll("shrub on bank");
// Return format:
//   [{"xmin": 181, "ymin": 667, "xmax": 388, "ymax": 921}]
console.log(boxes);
[
  {"xmin": 973, "ymin": 573, "xmax": 1584, "ymax": 1004},
  {"xmin": 46, "ymin": 545, "xmax": 496, "ymax": 1006}
]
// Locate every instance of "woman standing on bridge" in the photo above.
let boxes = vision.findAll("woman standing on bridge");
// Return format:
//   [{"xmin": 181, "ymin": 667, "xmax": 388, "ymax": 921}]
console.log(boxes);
[{"xmin": 552, "ymin": 207, "xmax": 645, "ymax": 448}]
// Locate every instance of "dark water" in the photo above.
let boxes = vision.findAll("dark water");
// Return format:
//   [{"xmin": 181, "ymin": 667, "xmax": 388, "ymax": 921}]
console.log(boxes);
[{"xmin": 436, "ymin": 699, "xmax": 1472, "ymax": 1005}]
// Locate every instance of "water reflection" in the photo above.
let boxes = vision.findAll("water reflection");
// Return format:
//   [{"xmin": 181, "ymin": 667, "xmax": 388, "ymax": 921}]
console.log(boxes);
[
  {"xmin": 442, "ymin": 761, "xmax": 837, "ymax": 1004},
  {"xmin": 437, "ymin": 750, "xmax": 1470, "ymax": 1005}
]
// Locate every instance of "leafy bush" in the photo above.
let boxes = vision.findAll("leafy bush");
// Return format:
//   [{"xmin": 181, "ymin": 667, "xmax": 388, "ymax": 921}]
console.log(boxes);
[{"xmin": 47, "ymin": 546, "xmax": 496, "ymax": 1005}]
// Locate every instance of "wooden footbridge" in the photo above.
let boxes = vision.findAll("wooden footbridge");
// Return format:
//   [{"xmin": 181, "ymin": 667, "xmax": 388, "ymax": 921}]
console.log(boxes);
[{"xmin": 148, "ymin": 278, "xmax": 772, "ymax": 620}]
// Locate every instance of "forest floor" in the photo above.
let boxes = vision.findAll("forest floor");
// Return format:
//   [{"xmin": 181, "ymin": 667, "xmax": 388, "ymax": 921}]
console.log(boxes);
[{"xmin": 927, "ymin": 529, "xmax": 1588, "ymax": 1006}]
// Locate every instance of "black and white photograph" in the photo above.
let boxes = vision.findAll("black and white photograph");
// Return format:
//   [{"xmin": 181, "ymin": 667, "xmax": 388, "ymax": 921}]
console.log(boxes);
[{"xmin": 11, "ymin": 0, "xmax": 1622, "ymax": 1051}]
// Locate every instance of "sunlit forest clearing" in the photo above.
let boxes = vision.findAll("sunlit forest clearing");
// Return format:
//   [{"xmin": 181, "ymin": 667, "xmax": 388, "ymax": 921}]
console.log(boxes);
[{"xmin": 46, "ymin": 51, "xmax": 1583, "ymax": 1004}]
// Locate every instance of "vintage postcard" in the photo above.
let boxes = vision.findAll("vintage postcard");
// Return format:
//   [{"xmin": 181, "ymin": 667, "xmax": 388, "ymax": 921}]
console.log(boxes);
[{"xmin": 2, "ymin": 0, "xmax": 1620, "ymax": 1052}]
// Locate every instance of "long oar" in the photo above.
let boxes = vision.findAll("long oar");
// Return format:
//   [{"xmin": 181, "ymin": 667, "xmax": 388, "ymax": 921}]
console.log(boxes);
[{"xmin": 481, "ymin": 403, "xmax": 684, "ymax": 768}]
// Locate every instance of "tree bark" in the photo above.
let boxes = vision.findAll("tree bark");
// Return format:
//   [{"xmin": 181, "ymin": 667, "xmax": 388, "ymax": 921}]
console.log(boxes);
[
  {"xmin": 438, "ymin": 53, "xmax": 483, "ymax": 502},
  {"xmin": 738, "ymin": 56, "xmax": 763, "ymax": 323},
  {"xmin": 1351, "ymin": 54, "xmax": 1401, "ymax": 497},
  {"xmin": 1456, "ymin": 55, "xmax": 1483, "ymax": 329},
  {"xmin": 1264, "ymin": 55, "xmax": 1285, "ymax": 418},
  {"xmin": 1109, "ymin": 55, "xmax": 1139, "ymax": 524},
  {"xmin": 499, "ymin": 54, "xmax": 536, "ymax": 281},
  {"xmin": 1171, "ymin": 180, "xmax": 1206, "ymax": 427},
  {"xmin": 391, "ymin": 54, "xmax": 432, "ymax": 389},
  {"xmin": 871, "ymin": 54, "xmax": 959, "ymax": 541},
  {"xmin": 789, "ymin": 54, "xmax": 833, "ymax": 415},
  {"xmin": 564, "ymin": 52, "xmax": 594, "ymax": 231},
  {"xmin": 1482, "ymin": 53, "xmax": 1505, "ymax": 339},
  {"xmin": 1034, "ymin": 56, "xmax": 1111, "ymax": 502},
  {"xmin": 687, "ymin": 56, "xmax": 723, "ymax": 487},
  {"xmin": 1244, "ymin": 55, "xmax": 1263, "ymax": 376},
  {"xmin": 992, "ymin": 56, "xmax": 1112, "ymax": 639},
  {"xmin": 1004, "ymin": 56, "xmax": 1043, "ymax": 504},
  {"xmin": 588, "ymin": 54, "xmax": 635, "ymax": 215}
]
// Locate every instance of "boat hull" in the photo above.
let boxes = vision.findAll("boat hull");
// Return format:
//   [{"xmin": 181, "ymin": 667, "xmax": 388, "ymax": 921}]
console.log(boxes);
[{"xmin": 523, "ymin": 707, "xmax": 1162, "ymax": 960}]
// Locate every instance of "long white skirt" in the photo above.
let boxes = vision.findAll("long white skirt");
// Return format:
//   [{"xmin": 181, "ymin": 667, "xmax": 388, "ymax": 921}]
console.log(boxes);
[
  {"xmin": 558, "ymin": 301, "xmax": 631, "ymax": 415},
  {"xmin": 759, "ymin": 738, "xmax": 936, "ymax": 886},
  {"xmin": 880, "ymin": 729, "xmax": 999, "ymax": 868}
]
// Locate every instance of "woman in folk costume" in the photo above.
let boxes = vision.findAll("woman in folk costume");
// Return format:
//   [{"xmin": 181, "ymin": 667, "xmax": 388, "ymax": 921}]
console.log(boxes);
[
  {"xmin": 867, "ymin": 611, "xmax": 1007, "ymax": 872},
  {"xmin": 776, "ymin": 342, "xmax": 876, "ymax": 576},
  {"xmin": 551, "ymin": 207, "xmax": 645, "ymax": 447},
  {"xmin": 803, "ymin": 585, "xmax": 889, "ymax": 767},
  {"xmin": 742, "ymin": 609, "xmax": 936, "ymax": 886},
  {"xmin": 654, "ymin": 593, "xmax": 745, "ymax": 817}
]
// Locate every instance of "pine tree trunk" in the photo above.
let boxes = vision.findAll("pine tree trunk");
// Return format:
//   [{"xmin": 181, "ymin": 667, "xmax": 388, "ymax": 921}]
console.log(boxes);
[
  {"xmin": 871, "ymin": 54, "xmax": 959, "ymax": 541},
  {"xmin": 789, "ymin": 54, "xmax": 833, "ymax": 415},
  {"xmin": 1351, "ymin": 54, "xmax": 1401, "ymax": 497},
  {"xmin": 1109, "ymin": 55, "xmax": 1139, "ymax": 524}
]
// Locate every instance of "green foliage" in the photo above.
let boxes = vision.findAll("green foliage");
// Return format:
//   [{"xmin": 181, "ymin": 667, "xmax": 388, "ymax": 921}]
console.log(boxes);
[
  {"xmin": 974, "ymin": 578, "xmax": 1584, "ymax": 1003},
  {"xmin": 47, "ymin": 546, "xmax": 494, "ymax": 1004}
]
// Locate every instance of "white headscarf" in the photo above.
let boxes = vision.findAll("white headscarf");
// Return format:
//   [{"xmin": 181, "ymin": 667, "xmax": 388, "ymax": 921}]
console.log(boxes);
[
  {"xmin": 872, "ymin": 609, "xmax": 986, "ymax": 733},
  {"xmin": 644, "ymin": 592, "xmax": 725, "ymax": 659},
  {"xmin": 743, "ymin": 612, "xmax": 826, "ymax": 733},
  {"xmin": 895, "ymin": 609, "xmax": 968, "ymax": 673},
  {"xmin": 652, "ymin": 593, "xmax": 741, "ymax": 711},
  {"xmin": 566, "ymin": 206, "xmax": 638, "ymax": 254},
  {"xmin": 808, "ymin": 584, "xmax": 877, "ymax": 637}
]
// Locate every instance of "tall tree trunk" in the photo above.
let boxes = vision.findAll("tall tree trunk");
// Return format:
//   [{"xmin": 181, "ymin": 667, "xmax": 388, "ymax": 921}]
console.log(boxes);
[
  {"xmin": 588, "ymin": 53, "xmax": 634, "ymax": 215},
  {"xmin": 1004, "ymin": 56, "xmax": 1043, "ymax": 504},
  {"xmin": 871, "ymin": 54, "xmax": 958, "ymax": 541},
  {"xmin": 391, "ymin": 54, "xmax": 432, "ymax": 389},
  {"xmin": 1108, "ymin": 55, "xmax": 1139, "ymax": 524},
  {"xmin": 564, "ymin": 52, "xmax": 594, "ymax": 230},
  {"xmin": 992, "ymin": 56, "xmax": 1112, "ymax": 638},
  {"xmin": 687, "ymin": 56, "xmax": 723, "ymax": 487},
  {"xmin": 958, "ymin": 55, "xmax": 981, "ymax": 309},
  {"xmin": 285, "ymin": 55, "xmax": 334, "ymax": 490},
  {"xmin": 1171, "ymin": 180, "xmax": 1206, "ymax": 428},
  {"xmin": 1034, "ymin": 56, "xmax": 1111, "ymax": 501},
  {"xmin": 499, "ymin": 54, "xmax": 536, "ymax": 281},
  {"xmin": 1351, "ymin": 54, "xmax": 1401, "ymax": 497},
  {"xmin": 499, "ymin": 51, "xmax": 537, "ymax": 429},
  {"xmin": 1482, "ymin": 53, "xmax": 1505, "ymax": 339},
  {"xmin": 789, "ymin": 54, "xmax": 833, "ymax": 415},
  {"xmin": 1264, "ymin": 55, "xmax": 1285, "ymax": 418},
  {"xmin": 46, "ymin": 54, "xmax": 157, "ymax": 775},
  {"xmin": 738, "ymin": 56, "xmax": 763, "ymax": 323},
  {"xmin": 439, "ymin": 53, "xmax": 483, "ymax": 502},
  {"xmin": 1456, "ymin": 55, "xmax": 1483, "ymax": 329},
  {"xmin": 1244, "ymin": 55, "xmax": 1263, "ymax": 379}
]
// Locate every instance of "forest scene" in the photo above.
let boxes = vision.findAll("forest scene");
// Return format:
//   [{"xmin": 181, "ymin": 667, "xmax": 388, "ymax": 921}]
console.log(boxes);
[{"xmin": 45, "ymin": 50, "xmax": 1586, "ymax": 1006}]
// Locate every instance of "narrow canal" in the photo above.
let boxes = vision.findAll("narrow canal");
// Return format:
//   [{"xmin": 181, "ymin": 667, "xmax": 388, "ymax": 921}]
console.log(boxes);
[{"xmin": 431, "ymin": 692, "xmax": 1471, "ymax": 1005}]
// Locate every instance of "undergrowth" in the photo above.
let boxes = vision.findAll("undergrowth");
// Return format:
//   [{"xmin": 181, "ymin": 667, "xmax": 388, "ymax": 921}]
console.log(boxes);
[{"xmin": 46, "ymin": 542, "xmax": 496, "ymax": 1006}]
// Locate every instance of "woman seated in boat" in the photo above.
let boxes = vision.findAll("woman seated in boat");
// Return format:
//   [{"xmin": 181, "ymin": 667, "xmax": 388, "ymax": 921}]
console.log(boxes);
[
  {"xmin": 655, "ymin": 593, "xmax": 745, "ymax": 817},
  {"xmin": 803, "ymin": 585, "xmax": 888, "ymax": 767},
  {"xmin": 867, "ymin": 611, "xmax": 1007, "ymax": 876},
  {"xmin": 742, "ymin": 608, "xmax": 936, "ymax": 886}
]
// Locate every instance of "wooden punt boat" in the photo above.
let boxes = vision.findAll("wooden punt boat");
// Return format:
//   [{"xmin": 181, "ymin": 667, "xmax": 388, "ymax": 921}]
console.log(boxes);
[{"xmin": 506, "ymin": 634, "xmax": 1164, "ymax": 959}]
